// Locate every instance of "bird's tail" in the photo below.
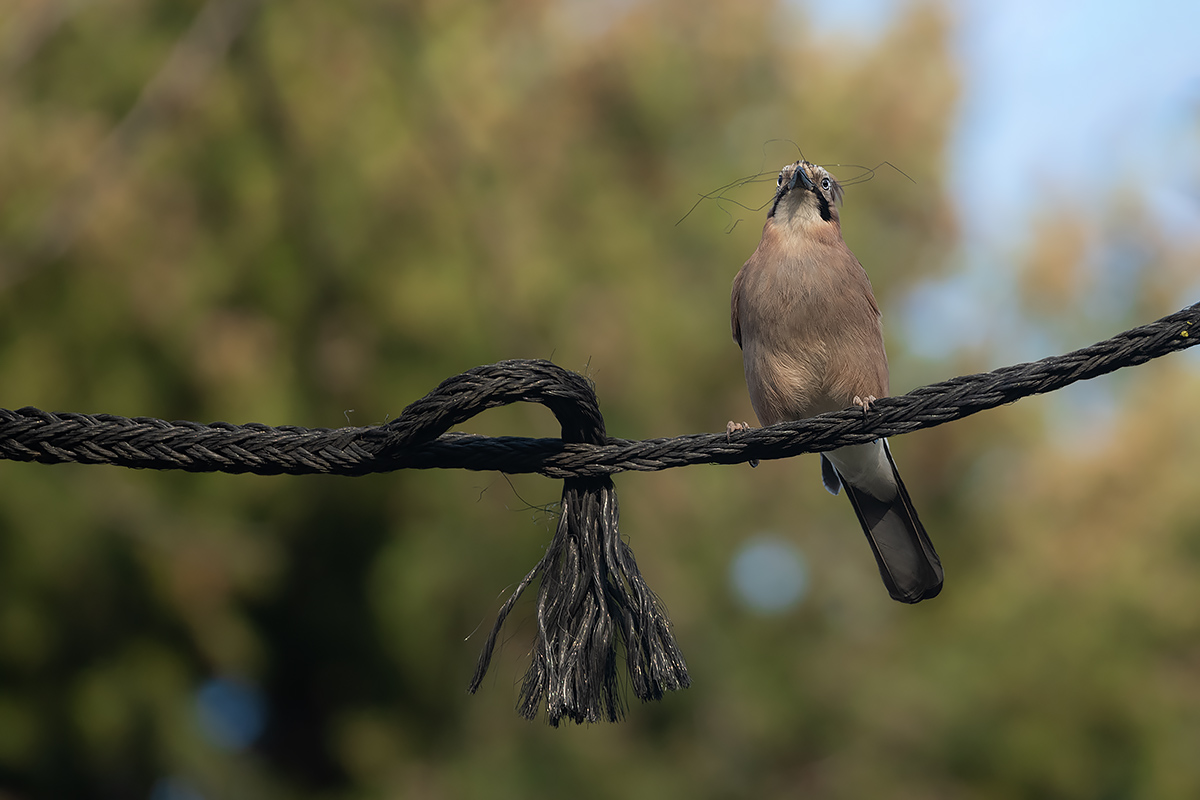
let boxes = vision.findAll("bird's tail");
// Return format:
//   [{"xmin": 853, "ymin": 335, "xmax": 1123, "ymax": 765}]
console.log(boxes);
[{"xmin": 822, "ymin": 441, "xmax": 943, "ymax": 604}]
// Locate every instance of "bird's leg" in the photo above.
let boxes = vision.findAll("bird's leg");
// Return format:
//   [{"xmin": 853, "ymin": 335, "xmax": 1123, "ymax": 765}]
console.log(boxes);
[
  {"xmin": 852, "ymin": 394, "xmax": 877, "ymax": 420},
  {"xmin": 725, "ymin": 420, "xmax": 759, "ymax": 468}
]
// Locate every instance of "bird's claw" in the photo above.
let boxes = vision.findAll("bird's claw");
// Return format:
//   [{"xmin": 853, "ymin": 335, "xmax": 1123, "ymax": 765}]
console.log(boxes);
[
  {"xmin": 852, "ymin": 395, "xmax": 877, "ymax": 420},
  {"xmin": 725, "ymin": 420, "xmax": 759, "ymax": 468}
]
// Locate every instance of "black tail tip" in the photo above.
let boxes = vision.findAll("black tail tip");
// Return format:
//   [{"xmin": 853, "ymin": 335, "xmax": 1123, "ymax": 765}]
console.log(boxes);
[{"xmin": 889, "ymin": 578, "xmax": 943, "ymax": 604}]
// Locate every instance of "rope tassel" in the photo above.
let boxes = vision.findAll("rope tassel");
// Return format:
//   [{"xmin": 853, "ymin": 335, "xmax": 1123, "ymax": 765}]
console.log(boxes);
[
  {"xmin": 0, "ymin": 303, "xmax": 1197, "ymax": 721},
  {"xmin": 469, "ymin": 477, "xmax": 689, "ymax": 724}
]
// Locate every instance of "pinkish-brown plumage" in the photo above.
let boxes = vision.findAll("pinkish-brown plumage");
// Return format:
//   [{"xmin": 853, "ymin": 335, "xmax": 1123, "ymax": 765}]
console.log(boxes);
[{"xmin": 731, "ymin": 161, "xmax": 942, "ymax": 603}]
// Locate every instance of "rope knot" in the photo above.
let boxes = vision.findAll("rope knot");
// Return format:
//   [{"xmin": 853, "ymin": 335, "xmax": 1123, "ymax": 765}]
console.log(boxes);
[{"xmin": 380, "ymin": 359, "xmax": 689, "ymax": 724}]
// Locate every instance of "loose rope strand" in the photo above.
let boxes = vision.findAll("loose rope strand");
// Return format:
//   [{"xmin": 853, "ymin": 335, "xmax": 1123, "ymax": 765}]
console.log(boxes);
[{"xmin": 1, "ymin": 300, "xmax": 1194, "ymax": 725}]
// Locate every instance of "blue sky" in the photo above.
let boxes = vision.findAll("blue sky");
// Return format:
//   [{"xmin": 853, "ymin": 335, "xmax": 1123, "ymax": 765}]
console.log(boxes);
[
  {"xmin": 807, "ymin": 0, "xmax": 1200, "ymax": 361},
  {"xmin": 808, "ymin": 0, "xmax": 1200, "ymax": 242},
  {"xmin": 949, "ymin": 0, "xmax": 1200, "ymax": 243}
]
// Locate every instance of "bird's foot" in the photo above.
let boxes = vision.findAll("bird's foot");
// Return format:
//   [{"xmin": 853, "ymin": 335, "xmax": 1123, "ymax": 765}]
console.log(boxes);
[
  {"xmin": 725, "ymin": 420, "xmax": 759, "ymax": 468},
  {"xmin": 852, "ymin": 395, "xmax": 877, "ymax": 420},
  {"xmin": 726, "ymin": 420, "xmax": 751, "ymax": 440}
]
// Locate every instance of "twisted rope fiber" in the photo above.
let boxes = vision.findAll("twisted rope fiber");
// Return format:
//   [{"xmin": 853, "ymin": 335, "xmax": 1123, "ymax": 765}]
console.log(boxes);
[
  {"xmin": 0, "ymin": 301, "xmax": 1195, "ymax": 724},
  {"xmin": 0, "ymin": 303, "xmax": 1195, "ymax": 477}
]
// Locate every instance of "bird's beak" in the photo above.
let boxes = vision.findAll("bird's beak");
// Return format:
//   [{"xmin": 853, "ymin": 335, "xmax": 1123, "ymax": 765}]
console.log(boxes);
[{"xmin": 792, "ymin": 162, "xmax": 815, "ymax": 191}]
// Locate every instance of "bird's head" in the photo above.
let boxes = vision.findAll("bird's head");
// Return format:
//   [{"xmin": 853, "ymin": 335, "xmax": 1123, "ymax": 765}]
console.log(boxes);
[{"xmin": 768, "ymin": 161, "xmax": 843, "ymax": 227}]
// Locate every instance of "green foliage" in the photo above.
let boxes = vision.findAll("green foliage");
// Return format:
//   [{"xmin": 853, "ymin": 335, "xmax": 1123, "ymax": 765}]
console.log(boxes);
[{"xmin": 0, "ymin": 0, "xmax": 1197, "ymax": 797}]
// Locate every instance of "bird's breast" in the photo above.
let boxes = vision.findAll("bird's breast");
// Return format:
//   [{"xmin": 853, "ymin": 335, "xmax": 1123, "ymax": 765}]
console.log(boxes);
[
  {"xmin": 734, "ymin": 228, "xmax": 887, "ymax": 424},
  {"xmin": 736, "ymin": 253, "xmax": 842, "ymax": 423}
]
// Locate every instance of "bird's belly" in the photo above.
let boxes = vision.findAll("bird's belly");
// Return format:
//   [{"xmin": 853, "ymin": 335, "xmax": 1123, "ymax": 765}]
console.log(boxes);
[{"xmin": 742, "ymin": 340, "xmax": 841, "ymax": 425}]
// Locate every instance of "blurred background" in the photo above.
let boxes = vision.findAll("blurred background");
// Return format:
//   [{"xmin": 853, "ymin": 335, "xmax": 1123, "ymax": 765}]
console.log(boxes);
[{"xmin": 1, "ymin": 0, "xmax": 1199, "ymax": 797}]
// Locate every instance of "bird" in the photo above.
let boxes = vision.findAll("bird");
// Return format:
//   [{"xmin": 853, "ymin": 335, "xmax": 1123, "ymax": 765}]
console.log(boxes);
[{"xmin": 729, "ymin": 160, "xmax": 943, "ymax": 603}]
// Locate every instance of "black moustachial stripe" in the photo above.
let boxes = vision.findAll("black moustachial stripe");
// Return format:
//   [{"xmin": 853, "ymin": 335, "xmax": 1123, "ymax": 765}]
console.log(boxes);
[
  {"xmin": 767, "ymin": 165, "xmax": 833, "ymax": 222},
  {"xmin": 815, "ymin": 188, "xmax": 832, "ymax": 222},
  {"xmin": 768, "ymin": 188, "xmax": 785, "ymax": 218}
]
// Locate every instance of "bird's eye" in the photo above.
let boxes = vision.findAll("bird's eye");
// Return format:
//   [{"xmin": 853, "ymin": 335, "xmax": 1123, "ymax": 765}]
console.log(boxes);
[
  {"xmin": 777, "ymin": 171, "xmax": 785, "ymax": 187},
  {"xmin": 821, "ymin": 177, "xmax": 831, "ymax": 191}
]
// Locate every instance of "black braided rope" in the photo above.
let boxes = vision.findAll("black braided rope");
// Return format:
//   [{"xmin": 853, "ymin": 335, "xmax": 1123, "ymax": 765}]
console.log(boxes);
[
  {"xmin": 1, "ymin": 301, "xmax": 1195, "ymax": 724},
  {"xmin": 1, "ymin": 302, "xmax": 1195, "ymax": 476}
]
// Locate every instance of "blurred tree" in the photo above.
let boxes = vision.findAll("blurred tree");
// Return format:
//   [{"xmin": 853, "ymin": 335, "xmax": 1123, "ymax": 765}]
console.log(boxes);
[{"xmin": 0, "ymin": 0, "xmax": 1196, "ymax": 798}]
